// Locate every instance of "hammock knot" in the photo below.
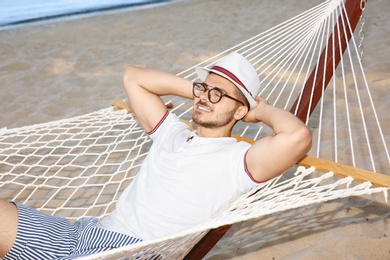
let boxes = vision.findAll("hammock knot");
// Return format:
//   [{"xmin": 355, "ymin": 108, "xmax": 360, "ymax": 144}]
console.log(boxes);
[
  {"xmin": 296, "ymin": 166, "xmax": 315, "ymax": 176},
  {"xmin": 383, "ymin": 189, "xmax": 389, "ymax": 203},
  {"xmin": 323, "ymin": 171, "xmax": 335, "ymax": 179},
  {"xmin": 321, "ymin": 0, "xmax": 343, "ymax": 23},
  {"xmin": 327, "ymin": 0, "xmax": 344, "ymax": 13},
  {"xmin": 0, "ymin": 127, "xmax": 8, "ymax": 134}
]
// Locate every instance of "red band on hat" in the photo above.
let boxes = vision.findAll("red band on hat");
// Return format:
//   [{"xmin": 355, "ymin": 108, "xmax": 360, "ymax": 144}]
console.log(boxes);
[{"xmin": 211, "ymin": 65, "xmax": 252, "ymax": 97}]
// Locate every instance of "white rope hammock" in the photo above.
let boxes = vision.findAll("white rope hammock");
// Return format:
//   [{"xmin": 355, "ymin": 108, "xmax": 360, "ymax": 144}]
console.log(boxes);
[{"xmin": 0, "ymin": 0, "xmax": 388, "ymax": 259}]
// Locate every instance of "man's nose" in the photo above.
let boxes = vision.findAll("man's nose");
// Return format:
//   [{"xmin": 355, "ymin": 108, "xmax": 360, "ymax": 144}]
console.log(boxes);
[{"xmin": 198, "ymin": 89, "xmax": 210, "ymax": 102}]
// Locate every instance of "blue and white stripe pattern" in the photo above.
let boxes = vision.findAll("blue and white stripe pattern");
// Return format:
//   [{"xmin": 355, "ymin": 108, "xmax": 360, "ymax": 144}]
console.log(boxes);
[{"xmin": 1, "ymin": 202, "xmax": 142, "ymax": 260}]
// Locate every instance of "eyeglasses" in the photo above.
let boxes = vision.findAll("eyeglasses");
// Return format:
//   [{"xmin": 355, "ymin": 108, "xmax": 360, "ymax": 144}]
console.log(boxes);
[{"xmin": 192, "ymin": 82, "xmax": 245, "ymax": 106}]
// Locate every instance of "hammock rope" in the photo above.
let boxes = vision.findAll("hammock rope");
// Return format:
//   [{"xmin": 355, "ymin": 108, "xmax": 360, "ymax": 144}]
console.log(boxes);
[
  {"xmin": 0, "ymin": 0, "xmax": 389, "ymax": 259},
  {"xmin": 81, "ymin": 167, "xmax": 387, "ymax": 260}
]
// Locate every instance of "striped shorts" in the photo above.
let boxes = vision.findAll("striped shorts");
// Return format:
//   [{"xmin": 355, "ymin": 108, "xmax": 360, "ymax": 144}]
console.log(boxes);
[{"xmin": 2, "ymin": 202, "xmax": 142, "ymax": 260}]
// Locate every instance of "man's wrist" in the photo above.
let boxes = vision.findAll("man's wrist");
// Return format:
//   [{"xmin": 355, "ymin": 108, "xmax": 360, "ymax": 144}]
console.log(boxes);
[{"xmin": 254, "ymin": 103, "xmax": 270, "ymax": 123}]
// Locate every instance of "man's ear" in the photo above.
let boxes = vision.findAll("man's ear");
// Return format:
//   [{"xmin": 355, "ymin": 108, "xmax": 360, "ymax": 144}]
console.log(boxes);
[{"xmin": 234, "ymin": 105, "xmax": 249, "ymax": 121}]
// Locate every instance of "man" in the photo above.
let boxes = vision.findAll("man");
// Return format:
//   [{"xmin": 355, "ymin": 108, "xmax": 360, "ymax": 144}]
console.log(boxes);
[{"xmin": 0, "ymin": 52, "xmax": 311, "ymax": 259}]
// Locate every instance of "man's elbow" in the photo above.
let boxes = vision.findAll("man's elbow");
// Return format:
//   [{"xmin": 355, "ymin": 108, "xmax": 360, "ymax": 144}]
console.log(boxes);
[
  {"xmin": 295, "ymin": 125, "xmax": 312, "ymax": 155},
  {"xmin": 123, "ymin": 66, "xmax": 138, "ymax": 90}
]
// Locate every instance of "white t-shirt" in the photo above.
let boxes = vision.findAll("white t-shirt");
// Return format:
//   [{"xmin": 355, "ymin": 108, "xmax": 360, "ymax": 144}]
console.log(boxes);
[{"xmin": 101, "ymin": 112, "xmax": 258, "ymax": 240}]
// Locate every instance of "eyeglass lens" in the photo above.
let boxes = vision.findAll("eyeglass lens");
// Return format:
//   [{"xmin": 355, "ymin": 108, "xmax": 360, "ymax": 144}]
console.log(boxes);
[{"xmin": 193, "ymin": 83, "xmax": 223, "ymax": 103}]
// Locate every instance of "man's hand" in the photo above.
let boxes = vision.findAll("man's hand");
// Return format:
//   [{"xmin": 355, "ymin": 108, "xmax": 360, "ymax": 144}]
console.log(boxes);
[{"xmin": 242, "ymin": 96, "xmax": 269, "ymax": 123}]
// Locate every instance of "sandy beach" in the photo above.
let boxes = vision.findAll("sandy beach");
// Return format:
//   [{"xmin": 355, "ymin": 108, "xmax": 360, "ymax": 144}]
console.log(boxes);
[{"xmin": 0, "ymin": 0, "xmax": 389, "ymax": 259}]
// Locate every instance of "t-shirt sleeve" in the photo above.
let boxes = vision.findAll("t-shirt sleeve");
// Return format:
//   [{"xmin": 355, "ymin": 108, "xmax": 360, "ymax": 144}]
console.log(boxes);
[
  {"xmin": 232, "ymin": 142, "xmax": 262, "ymax": 192},
  {"xmin": 146, "ymin": 110, "xmax": 169, "ymax": 136},
  {"xmin": 148, "ymin": 111, "xmax": 185, "ymax": 142}
]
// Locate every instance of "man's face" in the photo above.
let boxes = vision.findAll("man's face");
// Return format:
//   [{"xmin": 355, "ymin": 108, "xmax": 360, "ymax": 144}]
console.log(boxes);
[{"xmin": 192, "ymin": 73, "xmax": 242, "ymax": 129}]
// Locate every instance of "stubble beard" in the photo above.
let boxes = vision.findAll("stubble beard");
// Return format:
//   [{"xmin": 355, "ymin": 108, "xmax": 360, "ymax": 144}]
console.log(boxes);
[{"xmin": 192, "ymin": 103, "xmax": 237, "ymax": 129}]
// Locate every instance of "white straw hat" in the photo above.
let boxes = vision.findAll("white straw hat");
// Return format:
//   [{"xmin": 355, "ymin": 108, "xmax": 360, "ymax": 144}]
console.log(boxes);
[{"xmin": 195, "ymin": 52, "xmax": 260, "ymax": 110}]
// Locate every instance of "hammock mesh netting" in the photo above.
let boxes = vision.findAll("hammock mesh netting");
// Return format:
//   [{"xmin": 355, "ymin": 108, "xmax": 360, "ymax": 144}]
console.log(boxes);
[{"xmin": 0, "ymin": 0, "xmax": 389, "ymax": 259}]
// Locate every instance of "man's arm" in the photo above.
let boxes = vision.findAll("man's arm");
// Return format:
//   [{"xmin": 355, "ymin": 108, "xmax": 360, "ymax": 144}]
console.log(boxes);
[
  {"xmin": 243, "ymin": 97, "xmax": 312, "ymax": 182},
  {"xmin": 123, "ymin": 66, "xmax": 193, "ymax": 133}
]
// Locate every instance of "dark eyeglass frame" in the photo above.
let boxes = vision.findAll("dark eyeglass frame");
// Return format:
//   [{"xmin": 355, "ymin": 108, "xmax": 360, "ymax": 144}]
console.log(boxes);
[{"xmin": 192, "ymin": 82, "xmax": 245, "ymax": 106}]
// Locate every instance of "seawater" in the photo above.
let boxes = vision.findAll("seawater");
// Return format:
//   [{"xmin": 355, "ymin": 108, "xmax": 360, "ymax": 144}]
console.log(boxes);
[{"xmin": 0, "ymin": 0, "xmax": 167, "ymax": 27}]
